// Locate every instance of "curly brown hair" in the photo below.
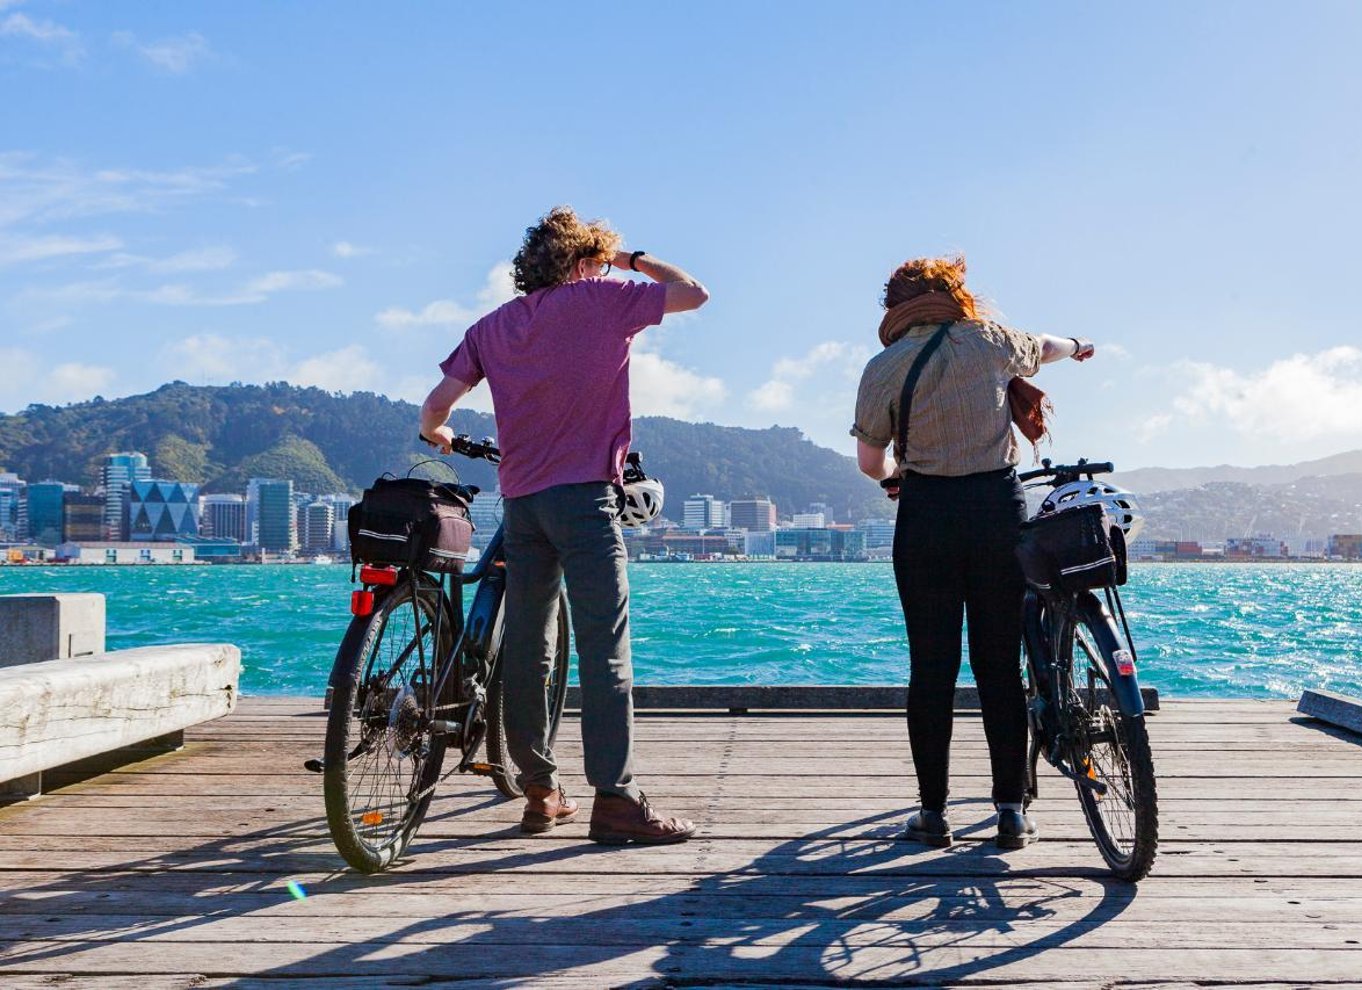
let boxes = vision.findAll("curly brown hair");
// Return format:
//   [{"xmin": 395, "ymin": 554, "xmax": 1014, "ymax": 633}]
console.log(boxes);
[
  {"xmin": 511, "ymin": 206, "xmax": 622, "ymax": 295},
  {"xmin": 882, "ymin": 254, "xmax": 981, "ymax": 317}
]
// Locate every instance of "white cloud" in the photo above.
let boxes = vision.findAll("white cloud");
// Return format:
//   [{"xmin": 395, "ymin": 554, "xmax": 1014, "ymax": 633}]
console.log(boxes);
[
  {"xmin": 292, "ymin": 346, "xmax": 381, "ymax": 393},
  {"xmin": 112, "ymin": 30, "xmax": 211, "ymax": 73},
  {"xmin": 331, "ymin": 241, "xmax": 372, "ymax": 259},
  {"xmin": 0, "ymin": 152, "xmax": 256, "ymax": 228},
  {"xmin": 0, "ymin": 348, "xmax": 115, "ymax": 411},
  {"xmin": 1145, "ymin": 347, "xmax": 1362, "ymax": 443},
  {"xmin": 1, "ymin": 11, "xmax": 83, "ymax": 63},
  {"xmin": 272, "ymin": 149, "xmax": 311, "ymax": 171},
  {"xmin": 745, "ymin": 339, "xmax": 874, "ymax": 450},
  {"xmin": 629, "ymin": 341, "xmax": 727, "ymax": 419},
  {"xmin": 243, "ymin": 269, "xmax": 343, "ymax": 294},
  {"xmin": 376, "ymin": 263, "xmax": 513, "ymax": 330},
  {"xmin": 96, "ymin": 245, "xmax": 237, "ymax": 273},
  {"xmin": 0, "ymin": 233, "xmax": 121, "ymax": 266}
]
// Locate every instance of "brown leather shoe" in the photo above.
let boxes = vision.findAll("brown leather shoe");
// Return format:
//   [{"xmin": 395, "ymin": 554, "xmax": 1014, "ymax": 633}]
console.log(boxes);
[
  {"xmin": 520, "ymin": 784, "xmax": 579, "ymax": 834},
  {"xmin": 588, "ymin": 792, "xmax": 696, "ymax": 845}
]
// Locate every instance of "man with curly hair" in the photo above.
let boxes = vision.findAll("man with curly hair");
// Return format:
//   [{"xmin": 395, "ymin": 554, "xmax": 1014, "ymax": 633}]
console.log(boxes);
[{"xmin": 421, "ymin": 206, "xmax": 709, "ymax": 844}]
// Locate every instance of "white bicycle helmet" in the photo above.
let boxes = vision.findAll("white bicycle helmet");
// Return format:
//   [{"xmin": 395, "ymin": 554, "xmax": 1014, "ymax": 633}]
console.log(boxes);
[
  {"xmin": 1040, "ymin": 480, "xmax": 1145, "ymax": 543},
  {"xmin": 619, "ymin": 477, "xmax": 665, "ymax": 528}
]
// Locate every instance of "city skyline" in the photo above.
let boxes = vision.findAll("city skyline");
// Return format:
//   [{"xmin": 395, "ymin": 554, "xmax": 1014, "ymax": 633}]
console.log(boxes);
[{"xmin": 3, "ymin": 2, "xmax": 1360, "ymax": 471}]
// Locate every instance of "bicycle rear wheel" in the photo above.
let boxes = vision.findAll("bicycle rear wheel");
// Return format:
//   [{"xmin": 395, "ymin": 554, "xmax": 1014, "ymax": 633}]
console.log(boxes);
[
  {"xmin": 1061, "ymin": 594, "xmax": 1159, "ymax": 882},
  {"xmin": 322, "ymin": 578, "xmax": 453, "ymax": 873},
  {"xmin": 485, "ymin": 590, "xmax": 571, "ymax": 799}
]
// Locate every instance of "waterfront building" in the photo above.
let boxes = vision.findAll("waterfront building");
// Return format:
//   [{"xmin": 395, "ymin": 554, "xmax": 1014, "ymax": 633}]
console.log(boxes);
[
  {"xmin": 809, "ymin": 502, "xmax": 835, "ymax": 525},
  {"xmin": 775, "ymin": 527, "xmax": 866, "ymax": 561},
  {"xmin": 299, "ymin": 500, "xmax": 335, "ymax": 552},
  {"xmin": 856, "ymin": 517, "xmax": 896, "ymax": 550},
  {"xmin": 743, "ymin": 530, "xmax": 776, "ymax": 557},
  {"xmin": 467, "ymin": 489, "xmax": 503, "ymax": 551},
  {"xmin": 682, "ymin": 494, "xmax": 724, "ymax": 530},
  {"xmin": 1329, "ymin": 534, "xmax": 1362, "ymax": 560},
  {"xmin": 174, "ymin": 535, "xmax": 242, "ymax": 563},
  {"xmin": 54, "ymin": 541, "xmax": 196, "ymax": 565},
  {"xmin": 319, "ymin": 494, "xmax": 356, "ymax": 552},
  {"xmin": 129, "ymin": 480, "xmax": 201, "ymax": 541},
  {"xmin": 791, "ymin": 511, "xmax": 826, "ymax": 529},
  {"xmin": 101, "ymin": 452, "xmax": 151, "ymax": 540},
  {"xmin": 730, "ymin": 497, "xmax": 777, "ymax": 532},
  {"xmin": 63, "ymin": 493, "xmax": 105, "ymax": 542},
  {"xmin": 201, "ymin": 494, "xmax": 246, "ymax": 543},
  {"xmin": 0, "ymin": 472, "xmax": 24, "ymax": 542},
  {"xmin": 26, "ymin": 481, "xmax": 72, "ymax": 545},
  {"xmin": 255, "ymin": 479, "xmax": 297, "ymax": 553}
]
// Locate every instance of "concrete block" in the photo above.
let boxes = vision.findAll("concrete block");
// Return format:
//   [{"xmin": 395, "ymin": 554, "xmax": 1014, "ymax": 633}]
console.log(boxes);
[
  {"xmin": 0, "ymin": 643, "xmax": 239, "ymax": 785},
  {"xmin": 0, "ymin": 593, "xmax": 106, "ymax": 668},
  {"xmin": 1298, "ymin": 688, "xmax": 1362, "ymax": 735}
]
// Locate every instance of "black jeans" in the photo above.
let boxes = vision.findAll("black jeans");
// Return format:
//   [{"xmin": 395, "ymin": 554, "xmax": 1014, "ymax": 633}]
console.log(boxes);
[{"xmin": 892, "ymin": 468, "xmax": 1029, "ymax": 810}]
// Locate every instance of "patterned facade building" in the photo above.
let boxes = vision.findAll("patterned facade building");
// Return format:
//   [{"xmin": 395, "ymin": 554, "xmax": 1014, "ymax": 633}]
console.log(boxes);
[{"xmin": 129, "ymin": 481, "xmax": 201, "ymax": 541}]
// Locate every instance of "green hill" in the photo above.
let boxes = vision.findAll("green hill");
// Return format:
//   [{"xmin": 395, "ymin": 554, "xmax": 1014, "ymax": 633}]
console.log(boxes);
[{"xmin": 0, "ymin": 382, "xmax": 889, "ymax": 521}]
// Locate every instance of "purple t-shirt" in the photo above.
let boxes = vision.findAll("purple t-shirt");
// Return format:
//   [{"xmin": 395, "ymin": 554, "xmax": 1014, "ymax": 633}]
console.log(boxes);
[{"xmin": 439, "ymin": 277, "xmax": 668, "ymax": 498}]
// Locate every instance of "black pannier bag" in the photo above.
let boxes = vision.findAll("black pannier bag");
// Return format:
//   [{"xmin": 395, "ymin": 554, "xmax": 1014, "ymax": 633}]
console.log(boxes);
[
  {"xmin": 348, "ymin": 477, "xmax": 474, "ymax": 573},
  {"xmin": 1016, "ymin": 503, "xmax": 1126, "ymax": 592}
]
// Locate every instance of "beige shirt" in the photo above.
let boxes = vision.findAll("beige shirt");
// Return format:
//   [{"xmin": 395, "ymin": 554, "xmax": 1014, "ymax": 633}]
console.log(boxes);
[{"xmin": 851, "ymin": 319, "xmax": 1042, "ymax": 477}]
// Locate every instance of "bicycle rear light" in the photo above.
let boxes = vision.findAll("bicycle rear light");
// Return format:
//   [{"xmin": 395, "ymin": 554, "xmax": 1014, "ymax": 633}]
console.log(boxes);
[
  {"xmin": 1113, "ymin": 649, "xmax": 1136, "ymax": 676},
  {"xmin": 359, "ymin": 564, "xmax": 399, "ymax": 586},
  {"xmin": 350, "ymin": 590, "xmax": 374, "ymax": 616}
]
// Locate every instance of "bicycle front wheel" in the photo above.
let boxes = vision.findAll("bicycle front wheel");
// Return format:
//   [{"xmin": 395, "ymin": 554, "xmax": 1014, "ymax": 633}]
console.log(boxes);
[
  {"xmin": 485, "ymin": 590, "xmax": 571, "ymax": 799},
  {"xmin": 1061, "ymin": 593, "xmax": 1159, "ymax": 882},
  {"xmin": 322, "ymin": 578, "xmax": 453, "ymax": 873}
]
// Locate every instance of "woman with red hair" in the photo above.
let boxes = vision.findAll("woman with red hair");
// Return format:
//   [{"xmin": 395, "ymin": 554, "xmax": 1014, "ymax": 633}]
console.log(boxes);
[{"xmin": 851, "ymin": 255, "xmax": 1094, "ymax": 850}]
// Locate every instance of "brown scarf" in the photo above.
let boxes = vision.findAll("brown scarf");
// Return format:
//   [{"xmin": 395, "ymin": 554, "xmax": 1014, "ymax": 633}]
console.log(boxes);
[
  {"xmin": 878, "ymin": 291, "xmax": 967, "ymax": 347},
  {"xmin": 877, "ymin": 291, "xmax": 1053, "ymax": 455}
]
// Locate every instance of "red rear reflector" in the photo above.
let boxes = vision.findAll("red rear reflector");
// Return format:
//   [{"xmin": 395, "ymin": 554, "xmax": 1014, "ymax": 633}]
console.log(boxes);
[
  {"xmin": 359, "ymin": 565, "xmax": 399, "ymax": 586},
  {"xmin": 1114, "ymin": 649, "xmax": 1136, "ymax": 676},
  {"xmin": 350, "ymin": 590, "xmax": 374, "ymax": 616}
]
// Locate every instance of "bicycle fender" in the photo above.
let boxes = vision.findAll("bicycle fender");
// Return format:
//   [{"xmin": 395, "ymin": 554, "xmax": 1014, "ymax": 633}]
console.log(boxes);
[{"xmin": 1076, "ymin": 591, "xmax": 1145, "ymax": 717}]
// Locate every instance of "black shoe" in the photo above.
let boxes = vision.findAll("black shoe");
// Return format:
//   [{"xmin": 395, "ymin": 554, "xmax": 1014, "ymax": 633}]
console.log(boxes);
[
  {"xmin": 901, "ymin": 809, "xmax": 953, "ymax": 848},
  {"xmin": 996, "ymin": 808, "xmax": 1038, "ymax": 849}
]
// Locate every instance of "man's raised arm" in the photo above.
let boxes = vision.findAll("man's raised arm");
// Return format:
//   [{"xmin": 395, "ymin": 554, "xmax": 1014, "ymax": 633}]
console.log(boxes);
[{"xmin": 613, "ymin": 251, "xmax": 709, "ymax": 313}]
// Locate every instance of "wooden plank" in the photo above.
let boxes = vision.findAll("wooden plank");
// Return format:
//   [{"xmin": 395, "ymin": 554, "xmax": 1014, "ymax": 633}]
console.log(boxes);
[
  {"xmin": 565, "ymin": 684, "xmax": 1163, "ymax": 711},
  {"xmin": 1299, "ymin": 688, "xmax": 1362, "ymax": 735}
]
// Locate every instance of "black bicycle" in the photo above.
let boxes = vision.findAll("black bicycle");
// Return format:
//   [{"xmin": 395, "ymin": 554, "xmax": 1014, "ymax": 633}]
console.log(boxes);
[
  {"xmin": 311, "ymin": 434, "xmax": 570, "ymax": 873},
  {"xmin": 1018, "ymin": 458, "xmax": 1159, "ymax": 882}
]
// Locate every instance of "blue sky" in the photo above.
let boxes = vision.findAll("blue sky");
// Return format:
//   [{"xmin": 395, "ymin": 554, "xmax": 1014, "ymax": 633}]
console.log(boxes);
[{"xmin": 3, "ymin": 1, "xmax": 1360, "ymax": 470}]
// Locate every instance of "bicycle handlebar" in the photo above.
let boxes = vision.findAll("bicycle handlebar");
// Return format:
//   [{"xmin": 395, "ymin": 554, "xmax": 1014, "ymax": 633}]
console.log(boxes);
[
  {"xmin": 1017, "ymin": 457, "xmax": 1115, "ymax": 484},
  {"xmin": 417, "ymin": 433, "xmax": 502, "ymax": 464}
]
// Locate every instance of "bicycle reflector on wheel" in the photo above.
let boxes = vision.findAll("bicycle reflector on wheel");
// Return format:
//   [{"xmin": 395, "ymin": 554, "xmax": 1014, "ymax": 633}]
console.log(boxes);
[
  {"xmin": 359, "ymin": 564, "xmax": 399, "ymax": 586},
  {"xmin": 350, "ymin": 590, "xmax": 374, "ymax": 616}
]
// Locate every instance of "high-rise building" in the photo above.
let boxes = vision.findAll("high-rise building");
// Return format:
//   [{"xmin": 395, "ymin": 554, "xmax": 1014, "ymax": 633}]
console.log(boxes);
[
  {"xmin": 730, "ymin": 497, "xmax": 777, "ymax": 532},
  {"xmin": 101, "ymin": 452, "xmax": 151, "ymax": 540},
  {"xmin": 63, "ymin": 493, "xmax": 105, "ymax": 542},
  {"xmin": 201, "ymin": 494, "xmax": 246, "ymax": 542},
  {"xmin": 318, "ymin": 494, "xmax": 355, "ymax": 552},
  {"xmin": 129, "ymin": 480, "xmax": 201, "ymax": 541},
  {"xmin": 0, "ymin": 472, "xmax": 24, "ymax": 542},
  {"xmin": 27, "ymin": 482, "xmax": 69, "ymax": 545},
  {"xmin": 255, "ymin": 479, "xmax": 297, "ymax": 552},
  {"xmin": 299, "ymin": 501, "xmax": 335, "ymax": 552},
  {"xmin": 791, "ymin": 511, "xmax": 826, "ymax": 529},
  {"xmin": 682, "ymin": 493, "xmax": 724, "ymax": 530}
]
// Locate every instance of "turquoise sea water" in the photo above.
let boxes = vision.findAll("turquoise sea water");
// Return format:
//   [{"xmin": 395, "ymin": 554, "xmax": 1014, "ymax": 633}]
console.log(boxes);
[{"xmin": 2, "ymin": 563, "xmax": 1359, "ymax": 700}]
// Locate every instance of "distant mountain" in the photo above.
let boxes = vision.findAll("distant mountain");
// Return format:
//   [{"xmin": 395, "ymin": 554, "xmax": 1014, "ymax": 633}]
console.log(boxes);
[
  {"xmin": 0, "ymin": 382, "xmax": 891, "ymax": 522},
  {"xmin": 1109, "ymin": 449, "xmax": 1362, "ymax": 493}
]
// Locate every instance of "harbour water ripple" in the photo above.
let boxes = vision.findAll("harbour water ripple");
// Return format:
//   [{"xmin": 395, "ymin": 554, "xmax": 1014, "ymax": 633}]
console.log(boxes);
[{"xmin": 2, "ymin": 563, "xmax": 1358, "ymax": 699}]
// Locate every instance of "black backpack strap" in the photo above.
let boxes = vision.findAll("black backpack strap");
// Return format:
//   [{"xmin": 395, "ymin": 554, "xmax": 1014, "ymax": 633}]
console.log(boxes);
[{"xmin": 894, "ymin": 322, "xmax": 952, "ymax": 463}]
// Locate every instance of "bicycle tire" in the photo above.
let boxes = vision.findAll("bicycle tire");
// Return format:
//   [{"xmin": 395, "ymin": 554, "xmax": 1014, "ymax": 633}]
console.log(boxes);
[
  {"xmin": 485, "ymin": 590, "xmax": 571, "ymax": 799},
  {"xmin": 1061, "ymin": 594, "xmax": 1159, "ymax": 882},
  {"xmin": 322, "ymin": 579, "xmax": 453, "ymax": 873}
]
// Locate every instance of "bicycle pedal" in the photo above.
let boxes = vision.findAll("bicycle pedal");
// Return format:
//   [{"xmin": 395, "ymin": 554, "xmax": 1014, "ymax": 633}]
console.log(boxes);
[
  {"xmin": 303, "ymin": 758, "xmax": 325, "ymax": 773},
  {"xmin": 466, "ymin": 762, "xmax": 502, "ymax": 778}
]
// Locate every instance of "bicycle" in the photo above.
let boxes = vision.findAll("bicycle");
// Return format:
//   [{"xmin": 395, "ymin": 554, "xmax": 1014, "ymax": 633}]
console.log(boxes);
[
  {"xmin": 1017, "ymin": 457, "xmax": 1159, "ymax": 882},
  {"xmin": 309, "ymin": 434, "xmax": 570, "ymax": 873}
]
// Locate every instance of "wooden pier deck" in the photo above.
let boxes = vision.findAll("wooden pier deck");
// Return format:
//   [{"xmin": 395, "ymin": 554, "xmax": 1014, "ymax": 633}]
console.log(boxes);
[{"xmin": 2, "ymin": 697, "xmax": 1360, "ymax": 988}]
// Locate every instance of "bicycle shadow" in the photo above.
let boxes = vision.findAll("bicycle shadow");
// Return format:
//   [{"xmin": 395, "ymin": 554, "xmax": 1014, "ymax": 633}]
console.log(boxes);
[{"xmin": 2, "ymin": 789, "xmax": 1139, "ymax": 985}]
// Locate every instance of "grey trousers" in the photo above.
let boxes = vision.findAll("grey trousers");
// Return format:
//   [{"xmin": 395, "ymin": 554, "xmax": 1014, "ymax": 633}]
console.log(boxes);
[{"xmin": 501, "ymin": 482, "xmax": 640, "ymax": 800}]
